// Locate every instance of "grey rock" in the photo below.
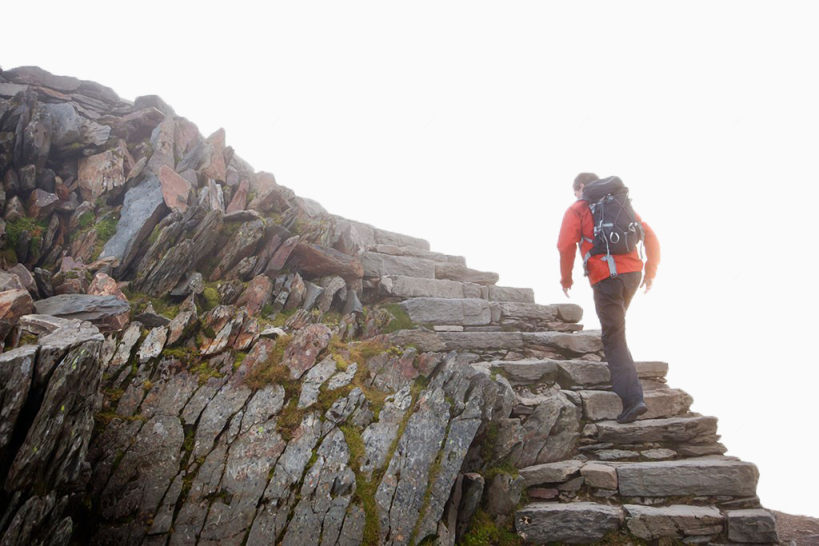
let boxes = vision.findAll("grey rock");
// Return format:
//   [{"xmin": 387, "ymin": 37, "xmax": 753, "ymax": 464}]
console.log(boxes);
[
  {"xmin": 486, "ymin": 285, "xmax": 534, "ymax": 303},
  {"xmin": 596, "ymin": 449, "xmax": 640, "ymax": 460},
  {"xmin": 579, "ymin": 388, "xmax": 693, "ymax": 421},
  {"xmin": 192, "ymin": 382, "xmax": 252, "ymax": 459},
  {"xmin": 581, "ymin": 463, "xmax": 618, "ymax": 490},
  {"xmin": 641, "ymin": 448, "xmax": 677, "ymax": 460},
  {"xmin": 298, "ymin": 355, "xmax": 338, "ymax": 408},
  {"xmin": 0, "ymin": 345, "xmax": 37, "ymax": 453},
  {"xmin": 327, "ymin": 362, "xmax": 358, "ymax": 391},
  {"xmin": 379, "ymin": 275, "xmax": 463, "ymax": 299},
  {"xmin": 510, "ymin": 390, "xmax": 581, "ymax": 467},
  {"xmin": 361, "ymin": 385, "xmax": 413, "ymax": 476},
  {"xmin": 556, "ymin": 303, "xmax": 583, "ymax": 322},
  {"xmin": 617, "ymin": 458, "xmax": 759, "ymax": 497},
  {"xmin": 515, "ymin": 502, "xmax": 624, "ymax": 544},
  {"xmin": 486, "ymin": 472, "xmax": 525, "ymax": 516},
  {"xmin": 401, "ymin": 297, "xmax": 491, "ymax": 326},
  {"xmin": 170, "ymin": 271, "xmax": 205, "ymax": 297},
  {"xmin": 361, "ymin": 252, "xmax": 436, "ymax": 278},
  {"xmin": 210, "ymin": 219, "xmax": 265, "ymax": 280},
  {"xmin": 726, "ymin": 509, "xmax": 778, "ymax": 543},
  {"xmin": 489, "ymin": 359, "xmax": 559, "ymax": 385},
  {"xmin": 372, "ymin": 227, "xmax": 429, "ymax": 250},
  {"xmin": 375, "ymin": 386, "xmax": 449, "ymax": 546},
  {"xmin": 107, "ymin": 321, "xmax": 142, "ymax": 378},
  {"xmin": 439, "ymin": 331, "xmax": 524, "ymax": 351},
  {"xmin": 35, "ymin": 319, "xmax": 104, "ymax": 388},
  {"xmin": 595, "ymin": 415, "xmax": 717, "ymax": 444},
  {"xmin": 434, "ymin": 262, "xmax": 498, "ymax": 285},
  {"xmin": 282, "ymin": 323, "xmax": 333, "ymax": 379},
  {"xmin": 136, "ymin": 326, "xmax": 167, "ymax": 363},
  {"xmin": 523, "ymin": 331, "xmax": 603, "ymax": 355},
  {"xmin": 101, "ymin": 175, "xmax": 167, "ymax": 274},
  {"xmin": 625, "ymin": 504, "xmax": 725, "ymax": 540},
  {"xmin": 520, "ymin": 459, "xmax": 584, "ymax": 487},
  {"xmin": 42, "ymin": 102, "xmax": 111, "ymax": 154},
  {"xmin": 240, "ymin": 385, "xmax": 286, "ymax": 434}
]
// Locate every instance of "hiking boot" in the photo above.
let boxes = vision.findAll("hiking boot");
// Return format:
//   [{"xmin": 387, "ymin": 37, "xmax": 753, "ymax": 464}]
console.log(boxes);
[{"xmin": 617, "ymin": 401, "xmax": 648, "ymax": 424}]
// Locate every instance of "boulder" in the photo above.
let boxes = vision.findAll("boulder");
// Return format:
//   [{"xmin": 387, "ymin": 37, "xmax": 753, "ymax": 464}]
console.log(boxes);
[
  {"xmin": 0, "ymin": 288, "xmax": 34, "ymax": 339},
  {"xmin": 282, "ymin": 323, "xmax": 333, "ymax": 379},
  {"xmin": 726, "ymin": 509, "xmax": 778, "ymax": 543},
  {"xmin": 77, "ymin": 147, "xmax": 125, "ymax": 201},
  {"xmin": 33, "ymin": 294, "xmax": 130, "ymax": 332},
  {"xmin": 236, "ymin": 274, "xmax": 273, "ymax": 316},
  {"xmin": 101, "ymin": 175, "xmax": 167, "ymax": 274},
  {"xmin": 42, "ymin": 102, "xmax": 111, "ymax": 155},
  {"xmin": 157, "ymin": 165, "xmax": 191, "ymax": 212},
  {"xmin": 286, "ymin": 242, "xmax": 364, "ymax": 280}
]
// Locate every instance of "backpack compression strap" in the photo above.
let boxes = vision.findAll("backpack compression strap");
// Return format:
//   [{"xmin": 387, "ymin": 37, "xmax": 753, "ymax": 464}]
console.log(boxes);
[{"xmin": 581, "ymin": 237, "xmax": 619, "ymax": 278}]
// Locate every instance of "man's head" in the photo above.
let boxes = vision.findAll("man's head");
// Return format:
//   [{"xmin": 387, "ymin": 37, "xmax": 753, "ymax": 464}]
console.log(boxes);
[{"xmin": 573, "ymin": 172, "xmax": 599, "ymax": 198}]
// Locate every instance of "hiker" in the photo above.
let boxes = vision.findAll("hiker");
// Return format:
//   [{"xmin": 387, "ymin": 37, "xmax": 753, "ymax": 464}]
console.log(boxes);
[{"xmin": 557, "ymin": 172, "xmax": 660, "ymax": 423}]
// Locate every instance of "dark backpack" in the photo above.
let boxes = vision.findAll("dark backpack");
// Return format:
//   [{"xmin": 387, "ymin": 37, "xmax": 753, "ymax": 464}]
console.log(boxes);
[{"xmin": 580, "ymin": 176, "xmax": 644, "ymax": 277}]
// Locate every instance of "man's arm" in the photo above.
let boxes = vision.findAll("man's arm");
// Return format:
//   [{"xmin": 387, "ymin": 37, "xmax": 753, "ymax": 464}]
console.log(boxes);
[
  {"xmin": 557, "ymin": 206, "xmax": 582, "ymax": 296},
  {"xmin": 640, "ymin": 218, "xmax": 660, "ymax": 291}
]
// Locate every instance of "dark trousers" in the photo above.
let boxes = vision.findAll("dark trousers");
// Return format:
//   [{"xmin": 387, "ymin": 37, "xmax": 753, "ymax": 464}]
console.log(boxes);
[{"xmin": 592, "ymin": 271, "xmax": 644, "ymax": 408}]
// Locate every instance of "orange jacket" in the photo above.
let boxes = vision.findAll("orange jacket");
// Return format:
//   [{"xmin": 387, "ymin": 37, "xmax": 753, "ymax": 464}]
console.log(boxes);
[{"xmin": 557, "ymin": 199, "xmax": 660, "ymax": 288}]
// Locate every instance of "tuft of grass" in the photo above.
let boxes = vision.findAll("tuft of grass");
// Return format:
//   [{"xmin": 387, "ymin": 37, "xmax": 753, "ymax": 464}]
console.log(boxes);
[
  {"xmin": 459, "ymin": 509, "xmax": 522, "ymax": 546},
  {"xmin": 77, "ymin": 211, "xmax": 95, "ymax": 230},
  {"xmin": 95, "ymin": 215, "xmax": 118, "ymax": 242},
  {"xmin": 201, "ymin": 286, "xmax": 220, "ymax": 312},
  {"xmin": 341, "ymin": 424, "xmax": 380, "ymax": 546},
  {"xmin": 6, "ymin": 217, "xmax": 47, "ymax": 248},
  {"xmin": 243, "ymin": 335, "xmax": 294, "ymax": 392},
  {"xmin": 191, "ymin": 361, "xmax": 223, "ymax": 385},
  {"xmin": 276, "ymin": 399, "xmax": 307, "ymax": 442},
  {"xmin": 381, "ymin": 303, "xmax": 416, "ymax": 333}
]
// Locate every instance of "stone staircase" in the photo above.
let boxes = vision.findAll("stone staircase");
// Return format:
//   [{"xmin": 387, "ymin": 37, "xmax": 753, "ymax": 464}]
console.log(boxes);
[{"xmin": 361, "ymin": 241, "xmax": 780, "ymax": 544}]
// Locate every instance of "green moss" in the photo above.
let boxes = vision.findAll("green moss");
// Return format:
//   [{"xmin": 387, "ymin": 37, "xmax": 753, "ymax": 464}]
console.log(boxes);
[
  {"xmin": 261, "ymin": 303, "xmax": 276, "ymax": 317},
  {"xmin": 276, "ymin": 399, "xmax": 307, "ymax": 442},
  {"xmin": 381, "ymin": 303, "xmax": 416, "ymax": 333},
  {"xmin": 95, "ymin": 215, "xmax": 118, "ymax": 242},
  {"xmin": 6, "ymin": 217, "xmax": 47, "ymax": 248},
  {"xmin": 243, "ymin": 335, "xmax": 294, "ymax": 392},
  {"xmin": 77, "ymin": 211, "xmax": 95, "ymax": 230},
  {"xmin": 233, "ymin": 351, "xmax": 247, "ymax": 370},
  {"xmin": 202, "ymin": 286, "xmax": 220, "ymax": 311},
  {"xmin": 341, "ymin": 424, "xmax": 380, "ymax": 546},
  {"xmin": 459, "ymin": 509, "xmax": 522, "ymax": 546},
  {"xmin": 191, "ymin": 361, "xmax": 224, "ymax": 385}
]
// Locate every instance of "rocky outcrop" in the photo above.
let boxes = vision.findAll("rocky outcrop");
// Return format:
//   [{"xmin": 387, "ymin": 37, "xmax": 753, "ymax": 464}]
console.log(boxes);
[{"xmin": 0, "ymin": 66, "xmax": 783, "ymax": 546}]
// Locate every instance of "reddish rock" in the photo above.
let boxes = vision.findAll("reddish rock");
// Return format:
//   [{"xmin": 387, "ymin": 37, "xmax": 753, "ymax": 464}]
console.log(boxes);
[
  {"xmin": 88, "ymin": 272, "xmax": 127, "ymax": 302},
  {"xmin": 233, "ymin": 315, "xmax": 260, "ymax": 351},
  {"xmin": 27, "ymin": 189, "xmax": 59, "ymax": 219},
  {"xmin": 158, "ymin": 165, "xmax": 192, "ymax": 212},
  {"xmin": 166, "ymin": 295, "xmax": 198, "ymax": 346},
  {"xmin": 200, "ymin": 128, "xmax": 227, "ymax": 182},
  {"xmin": 234, "ymin": 337, "xmax": 278, "ymax": 381},
  {"xmin": 174, "ymin": 118, "xmax": 202, "ymax": 161},
  {"xmin": 527, "ymin": 487, "xmax": 560, "ymax": 500},
  {"xmin": 264, "ymin": 235, "xmax": 300, "ymax": 276},
  {"xmin": 236, "ymin": 275, "xmax": 273, "ymax": 316},
  {"xmin": 287, "ymin": 242, "xmax": 364, "ymax": 280},
  {"xmin": 247, "ymin": 171, "xmax": 290, "ymax": 212},
  {"xmin": 282, "ymin": 323, "xmax": 332, "ymax": 379},
  {"xmin": 77, "ymin": 148, "xmax": 126, "ymax": 201},
  {"xmin": 225, "ymin": 179, "xmax": 249, "ymax": 214},
  {"xmin": 0, "ymin": 288, "xmax": 35, "ymax": 338}
]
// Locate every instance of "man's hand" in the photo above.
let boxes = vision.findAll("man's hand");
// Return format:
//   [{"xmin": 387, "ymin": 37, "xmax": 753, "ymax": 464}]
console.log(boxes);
[
  {"xmin": 641, "ymin": 277, "xmax": 653, "ymax": 293},
  {"xmin": 563, "ymin": 286, "xmax": 571, "ymax": 298}
]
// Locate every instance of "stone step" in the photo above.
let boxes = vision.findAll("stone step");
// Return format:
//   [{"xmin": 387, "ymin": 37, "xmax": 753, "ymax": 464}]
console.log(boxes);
[
  {"xmin": 624, "ymin": 504, "xmax": 725, "ymax": 541},
  {"xmin": 399, "ymin": 297, "xmax": 583, "ymax": 327},
  {"xmin": 522, "ymin": 331, "xmax": 603, "ymax": 356},
  {"xmin": 515, "ymin": 501, "xmax": 624, "ymax": 544},
  {"xmin": 578, "ymin": 388, "xmax": 693, "ymax": 422},
  {"xmin": 593, "ymin": 415, "xmax": 718, "ymax": 445},
  {"xmin": 489, "ymin": 358, "xmax": 667, "ymax": 387},
  {"xmin": 615, "ymin": 457, "xmax": 759, "ymax": 497},
  {"xmin": 368, "ymin": 243, "xmax": 465, "ymax": 265}
]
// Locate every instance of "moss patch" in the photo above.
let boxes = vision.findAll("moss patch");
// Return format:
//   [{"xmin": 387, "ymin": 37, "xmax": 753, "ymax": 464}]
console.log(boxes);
[
  {"xmin": 381, "ymin": 303, "xmax": 416, "ymax": 333},
  {"xmin": 243, "ymin": 335, "xmax": 294, "ymax": 392},
  {"xmin": 459, "ymin": 509, "xmax": 522, "ymax": 546},
  {"xmin": 6, "ymin": 217, "xmax": 47, "ymax": 248}
]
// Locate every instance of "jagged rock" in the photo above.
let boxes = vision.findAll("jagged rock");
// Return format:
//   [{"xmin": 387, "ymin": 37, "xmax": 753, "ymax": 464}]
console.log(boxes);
[
  {"xmin": 107, "ymin": 321, "xmax": 142, "ymax": 377},
  {"xmin": 4, "ymin": 195, "xmax": 25, "ymax": 222},
  {"xmin": 298, "ymin": 355, "xmax": 338, "ymax": 408},
  {"xmin": 247, "ymin": 171, "xmax": 291, "ymax": 213},
  {"xmin": 170, "ymin": 271, "xmax": 204, "ymax": 297},
  {"xmin": 200, "ymin": 305, "xmax": 246, "ymax": 355},
  {"xmin": 360, "ymin": 386, "xmax": 413, "ymax": 476},
  {"xmin": 509, "ymin": 389, "xmax": 581, "ymax": 467},
  {"xmin": 42, "ymin": 102, "xmax": 111, "ymax": 155},
  {"xmin": 87, "ymin": 271, "xmax": 126, "ymax": 302},
  {"xmin": 192, "ymin": 382, "xmax": 252, "ymax": 459},
  {"xmin": 146, "ymin": 116, "xmax": 175, "ymax": 174},
  {"xmin": 486, "ymin": 472, "xmax": 525, "ymax": 516},
  {"xmin": 225, "ymin": 178, "xmax": 249, "ymax": 213},
  {"xmin": 0, "ymin": 345, "xmax": 36, "ymax": 453},
  {"xmin": 77, "ymin": 147, "xmax": 125, "ymax": 201},
  {"xmin": 101, "ymin": 175, "xmax": 167, "ymax": 275},
  {"xmin": 515, "ymin": 502, "xmax": 624, "ymax": 544},
  {"xmin": 137, "ymin": 326, "xmax": 167, "ymax": 363},
  {"xmin": 726, "ymin": 509, "xmax": 778, "ymax": 543},
  {"xmin": 33, "ymin": 294, "xmax": 129, "ymax": 332},
  {"xmin": 282, "ymin": 323, "xmax": 332, "ymax": 379},
  {"xmin": 210, "ymin": 219, "xmax": 265, "ymax": 280},
  {"xmin": 157, "ymin": 164, "xmax": 191, "ymax": 212},
  {"xmin": 236, "ymin": 274, "xmax": 273, "ymax": 316},
  {"xmin": 287, "ymin": 242, "xmax": 364, "ymax": 280},
  {"xmin": 625, "ymin": 504, "xmax": 725, "ymax": 540},
  {"xmin": 265, "ymin": 234, "xmax": 300, "ymax": 275},
  {"xmin": 367, "ymin": 348, "xmax": 419, "ymax": 392},
  {"xmin": 0, "ymin": 270, "xmax": 26, "ymax": 291},
  {"xmin": 199, "ymin": 128, "xmax": 228, "ymax": 181},
  {"xmin": 0, "ymin": 288, "xmax": 34, "ymax": 340},
  {"xmin": 283, "ymin": 272, "xmax": 306, "ymax": 310},
  {"xmin": 26, "ymin": 188, "xmax": 59, "ymax": 219},
  {"xmin": 579, "ymin": 388, "xmax": 693, "ymax": 421}
]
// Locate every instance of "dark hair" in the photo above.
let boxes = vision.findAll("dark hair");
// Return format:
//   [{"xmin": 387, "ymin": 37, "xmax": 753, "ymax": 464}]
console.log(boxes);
[{"xmin": 573, "ymin": 172, "xmax": 599, "ymax": 191}]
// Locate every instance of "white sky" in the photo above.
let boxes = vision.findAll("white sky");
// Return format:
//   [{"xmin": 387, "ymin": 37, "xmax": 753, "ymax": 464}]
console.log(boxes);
[{"xmin": 6, "ymin": 0, "xmax": 818, "ymax": 517}]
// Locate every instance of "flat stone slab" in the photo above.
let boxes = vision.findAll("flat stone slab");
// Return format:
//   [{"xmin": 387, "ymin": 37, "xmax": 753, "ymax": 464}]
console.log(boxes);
[
  {"xmin": 438, "ymin": 331, "xmax": 524, "ymax": 351},
  {"xmin": 579, "ymin": 388, "xmax": 693, "ymax": 421},
  {"xmin": 381, "ymin": 276, "xmax": 467, "ymax": 299},
  {"xmin": 33, "ymin": 294, "xmax": 130, "ymax": 325},
  {"xmin": 515, "ymin": 502, "xmax": 623, "ymax": 544},
  {"xmin": 520, "ymin": 460, "xmax": 584, "ymax": 487},
  {"xmin": 523, "ymin": 331, "xmax": 603, "ymax": 355},
  {"xmin": 486, "ymin": 285, "xmax": 534, "ymax": 303},
  {"xmin": 361, "ymin": 252, "xmax": 435, "ymax": 278},
  {"xmin": 625, "ymin": 504, "xmax": 724, "ymax": 540},
  {"xmin": 434, "ymin": 262, "xmax": 498, "ymax": 285},
  {"xmin": 489, "ymin": 359, "xmax": 559, "ymax": 385},
  {"xmin": 617, "ymin": 458, "xmax": 759, "ymax": 497},
  {"xmin": 595, "ymin": 415, "xmax": 718, "ymax": 444},
  {"xmin": 400, "ymin": 297, "xmax": 492, "ymax": 326},
  {"xmin": 581, "ymin": 463, "xmax": 618, "ymax": 490},
  {"xmin": 726, "ymin": 509, "xmax": 779, "ymax": 543},
  {"xmin": 496, "ymin": 302, "xmax": 558, "ymax": 322}
]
